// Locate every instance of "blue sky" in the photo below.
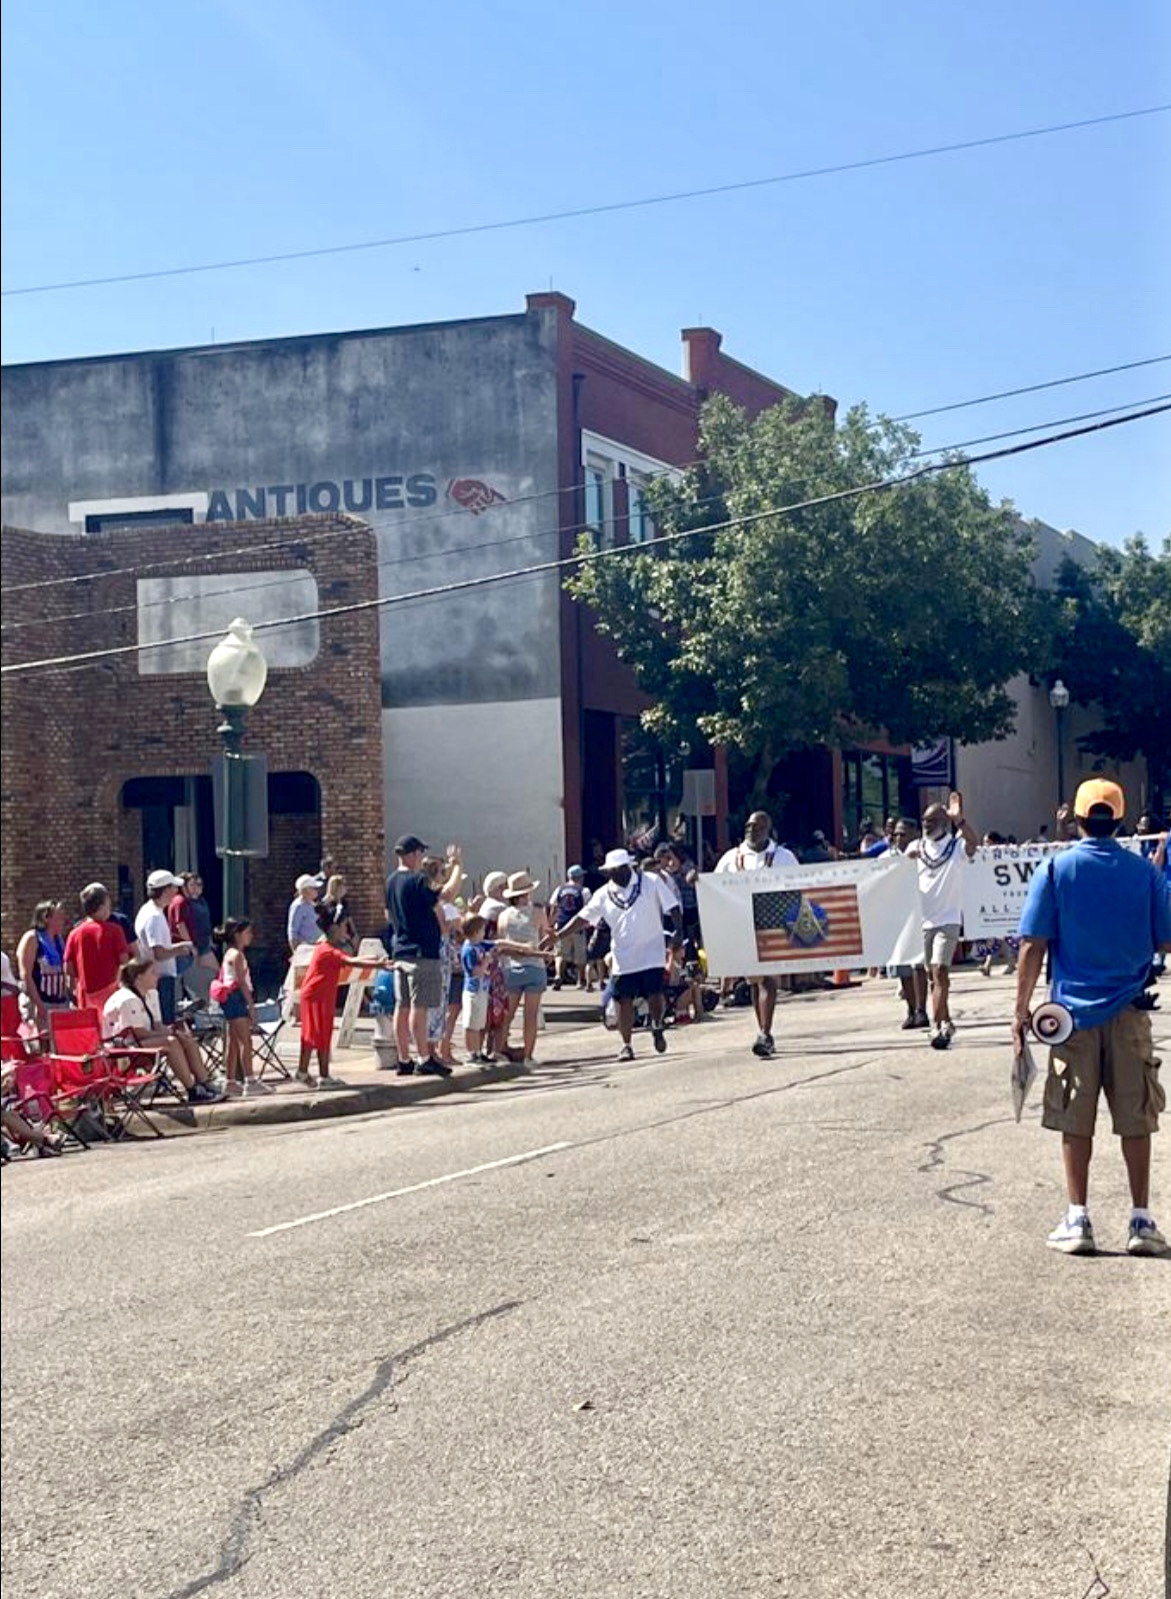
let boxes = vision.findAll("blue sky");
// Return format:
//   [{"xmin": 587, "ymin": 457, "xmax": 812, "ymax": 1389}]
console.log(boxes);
[{"xmin": 2, "ymin": 0, "xmax": 1168, "ymax": 545}]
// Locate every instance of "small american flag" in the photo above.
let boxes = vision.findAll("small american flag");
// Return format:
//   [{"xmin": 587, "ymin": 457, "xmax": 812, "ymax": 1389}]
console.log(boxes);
[{"xmin": 752, "ymin": 887, "xmax": 863, "ymax": 964}]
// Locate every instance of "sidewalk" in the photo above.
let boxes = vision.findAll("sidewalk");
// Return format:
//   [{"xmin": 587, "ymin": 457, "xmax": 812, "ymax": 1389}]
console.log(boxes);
[
  {"xmin": 148, "ymin": 983, "xmax": 614, "ymax": 1135},
  {"xmin": 142, "ymin": 968, "xmax": 1030, "ymax": 1137}
]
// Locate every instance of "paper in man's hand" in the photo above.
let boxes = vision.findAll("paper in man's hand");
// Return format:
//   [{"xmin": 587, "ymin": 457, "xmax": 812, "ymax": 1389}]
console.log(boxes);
[{"xmin": 1011, "ymin": 1037, "xmax": 1038, "ymax": 1123}]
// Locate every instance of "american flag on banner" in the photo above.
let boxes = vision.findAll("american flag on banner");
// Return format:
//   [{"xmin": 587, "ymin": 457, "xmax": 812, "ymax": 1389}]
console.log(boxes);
[{"xmin": 752, "ymin": 887, "xmax": 864, "ymax": 964}]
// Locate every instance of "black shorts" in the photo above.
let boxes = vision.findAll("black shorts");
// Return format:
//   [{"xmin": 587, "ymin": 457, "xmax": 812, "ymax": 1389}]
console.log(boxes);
[
  {"xmin": 612, "ymin": 967, "xmax": 665, "ymax": 1001},
  {"xmin": 448, "ymin": 972, "xmax": 464, "ymax": 1007}
]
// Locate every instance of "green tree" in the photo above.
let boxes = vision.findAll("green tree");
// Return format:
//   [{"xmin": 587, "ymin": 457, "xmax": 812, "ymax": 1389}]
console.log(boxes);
[
  {"xmin": 1049, "ymin": 536, "xmax": 1171, "ymax": 807},
  {"xmin": 568, "ymin": 394, "xmax": 1043, "ymax": 794}
]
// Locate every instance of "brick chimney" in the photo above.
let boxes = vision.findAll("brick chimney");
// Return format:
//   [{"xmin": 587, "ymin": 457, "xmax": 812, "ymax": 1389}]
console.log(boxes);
[
  {"xmin": 526, "ymin": 290, "xmax": 577, "ymax": 320},
  {"xmin": 681, "ymin": 327, "xmax": 723, "ymax": 390}
]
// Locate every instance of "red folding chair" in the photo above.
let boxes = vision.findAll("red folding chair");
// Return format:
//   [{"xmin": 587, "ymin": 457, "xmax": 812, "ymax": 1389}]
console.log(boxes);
[
  {"xmin": 48, "ymin": 1008, "xmax": 167, "ymax": 1141},
  {"xmin": 11, "ymin": 1055, "xmax": 111, "ymax": 1149}
]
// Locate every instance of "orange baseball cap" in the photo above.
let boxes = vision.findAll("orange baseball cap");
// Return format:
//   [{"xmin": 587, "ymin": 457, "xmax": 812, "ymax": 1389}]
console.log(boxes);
[{"xmin": 1073, "ymin": 778, "xmax": 1125, "ymax": 819}]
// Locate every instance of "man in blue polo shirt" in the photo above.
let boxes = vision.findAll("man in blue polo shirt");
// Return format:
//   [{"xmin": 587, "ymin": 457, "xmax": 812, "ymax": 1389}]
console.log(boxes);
[{"xmin": 1014, "ymin": 779, "xmax": 1171, "ymax": 1257}]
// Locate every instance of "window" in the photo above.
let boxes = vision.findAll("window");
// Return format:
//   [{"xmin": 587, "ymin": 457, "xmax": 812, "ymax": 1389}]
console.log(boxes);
[
  {"xmin": 581, "ymin": 431, "xmax": 675, "ymax": 550},
  {"xmin": 85, "ymin": 507, "xmax": 195, "ymax": 534},
  {"xmin": 584, "ymin": 455, "xmax": 613, "ymax": 547},
  {"xmin": 69, "ymin": 492, "xmax": 209, "ymax": 531},
  {"xmin": 628, "ymin": 477, "xmax": 655, "ymax": 544}
]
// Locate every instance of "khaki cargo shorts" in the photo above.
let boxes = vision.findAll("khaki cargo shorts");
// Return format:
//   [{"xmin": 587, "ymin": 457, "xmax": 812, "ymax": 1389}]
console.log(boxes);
[{"xmin": 1041, "ymin": 1005, "xmax": 1165, "ymax": 1139}]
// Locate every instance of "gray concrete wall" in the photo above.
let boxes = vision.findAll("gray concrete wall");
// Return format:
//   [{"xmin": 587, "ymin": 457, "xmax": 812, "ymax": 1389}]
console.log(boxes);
[{"xmin": 2, "ymin": 310, "xmax": 564, "ymax": 709}]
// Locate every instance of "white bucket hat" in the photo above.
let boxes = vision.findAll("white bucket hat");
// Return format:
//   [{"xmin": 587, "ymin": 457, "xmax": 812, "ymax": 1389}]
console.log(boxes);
[{"xmin": 603, "ymin": 849, "xmax": 635, "ymax": 871}]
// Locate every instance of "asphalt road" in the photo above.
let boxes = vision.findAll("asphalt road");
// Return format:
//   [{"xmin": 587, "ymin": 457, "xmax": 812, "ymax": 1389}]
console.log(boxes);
[{"xmin": 3, "ymin": 973, "xmax": 1168, "ymax": 1599}]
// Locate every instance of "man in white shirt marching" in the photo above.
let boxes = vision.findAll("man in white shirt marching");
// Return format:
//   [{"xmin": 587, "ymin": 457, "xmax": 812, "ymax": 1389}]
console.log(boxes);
[
  {"xmin": 559, "ymin": 849, "xmax": 682, "ymax": 1062},
  {"xmin": 715, "ymin": 811, "xmax": 798, "ymax": 1059},
  {"xmin": 905, "ymin": 792, "xmax": 977, "ymax": 1050}
]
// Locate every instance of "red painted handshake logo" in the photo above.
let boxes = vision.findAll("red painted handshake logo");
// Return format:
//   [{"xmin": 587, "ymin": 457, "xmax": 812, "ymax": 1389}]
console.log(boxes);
[{"xmin": 446, "ymin": 477, "xmax": 508, "ymax": 515}]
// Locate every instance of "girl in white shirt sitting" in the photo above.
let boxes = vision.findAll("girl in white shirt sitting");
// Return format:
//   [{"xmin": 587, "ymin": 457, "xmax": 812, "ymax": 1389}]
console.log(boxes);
[{"xmin": 103, "ymin": 957, "xmax": 221, "ymax": 1104}]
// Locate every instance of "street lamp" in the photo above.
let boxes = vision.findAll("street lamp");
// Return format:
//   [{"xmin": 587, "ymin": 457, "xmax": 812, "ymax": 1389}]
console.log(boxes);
[
  {"xmin": 1048, "ymin": 678, "xmax": 1070, "ymax": 809},
  {"xmin": 207, "ymin": 619, "xmax": 268, "ymax": 919}
]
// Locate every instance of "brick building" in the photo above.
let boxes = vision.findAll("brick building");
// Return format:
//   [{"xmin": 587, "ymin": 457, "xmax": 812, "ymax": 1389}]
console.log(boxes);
[
  {"xmin": 0, "ymin": 515, "xmax": 385, "ymax": 980},
  {"xmin": 1, "ymin": 291, "xmax": 823, "ymax": 882}
]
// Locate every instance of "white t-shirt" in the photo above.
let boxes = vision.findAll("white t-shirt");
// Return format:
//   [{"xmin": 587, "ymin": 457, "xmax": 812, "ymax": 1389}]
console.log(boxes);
[
  {"xmin": 102, "ymin": 986, "xmax": 162, "ymax": 1040},
  {"xmin": 135, "ymin": 901, "xmax": 177, "ymax": 977},
  {"xmin": 581, "ymin": 872, "xmax": 677, "ymax": 976},
  {"xmin": 715, "ymin": 841, "xmax": 799, "ymax": 873},
  {"xmin": 651, "ymin": 870, "xmax": 683, "ymax": 910},
  {"xmin": 907, "ymin": 834, "xmax": 973, "ymax": 929}
]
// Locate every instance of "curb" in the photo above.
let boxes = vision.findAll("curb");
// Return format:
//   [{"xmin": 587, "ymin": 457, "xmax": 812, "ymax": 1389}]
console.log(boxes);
[{"xmin": 142, "ymin": 1060, "xmax": 528, "ymax": 1137}]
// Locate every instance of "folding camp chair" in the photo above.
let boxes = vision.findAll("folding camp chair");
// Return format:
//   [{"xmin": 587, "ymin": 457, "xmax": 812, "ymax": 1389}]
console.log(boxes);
[
  {"xmin": 12, "ymin": 1055, "xmax": 109, "ymax": 1149},
  {"xmin": 253, "ymin": 1002, "xmax": 291, "ymax": 1082},
  {"xmin": 47, "ymin": 1007, "xmax": 167, "ymax": 1140},
  {"xmin": 188, "ymin": 1008, "xmax": 226, "ymax": 1075}
]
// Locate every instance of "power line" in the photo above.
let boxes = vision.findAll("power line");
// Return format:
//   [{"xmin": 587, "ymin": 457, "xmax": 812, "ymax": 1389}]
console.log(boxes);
[
  {"xmin": 4, "ymin": 348, "xmax": 1167, "ymax": 602},
  {"xmin": 4, "ymin": 105, "xmax": 1167, "ymax": 299},
  {"xmin": 4, "ymin": 393, "xmax": 1164, "ymax": 637},
  {"xmin": 4, "ymin": 402, "xmax": 1166, "ymax": 679},
  {"xmin": 894, "ymin": 354, "xmax": 1171, "ymax": 422},
  {"xmin": 909, "ymin": 392, "xmax": 1171, "ymax": 457}
]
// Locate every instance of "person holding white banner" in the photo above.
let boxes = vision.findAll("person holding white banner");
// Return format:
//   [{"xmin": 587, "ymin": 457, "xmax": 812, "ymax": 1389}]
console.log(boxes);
[
  {"xmin": 905, "ymin": 793, "xmax": 978, "ymax": 1050},
  {"xmin": 890, "ymin": 819, "xmax": 929, "ymax": 1029},
  {"xmin": 1014, "ymin": 779, "xmax": 1171, "ymax": 1258},
  {"xmin": 560, "ymin": 850, "xmax": 682, "ymax": 1063},
  {"xmin": 715, "ymin": 812, "xmax": 798, "ymax": 1059}
]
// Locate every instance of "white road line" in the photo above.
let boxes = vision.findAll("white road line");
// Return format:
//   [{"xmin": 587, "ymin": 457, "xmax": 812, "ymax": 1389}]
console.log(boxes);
[{"xmin": 247, "ymin": 1142, "xmax": 572, "ymax": 1238}]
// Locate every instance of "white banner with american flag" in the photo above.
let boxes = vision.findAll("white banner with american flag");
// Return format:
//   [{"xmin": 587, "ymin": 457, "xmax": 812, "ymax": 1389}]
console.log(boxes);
[{"xmin": 697, "ymin": 855, "xmax": 921, "ymax": 976}]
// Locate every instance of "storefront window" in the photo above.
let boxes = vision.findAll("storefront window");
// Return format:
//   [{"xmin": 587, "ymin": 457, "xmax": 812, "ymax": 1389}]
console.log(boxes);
[
  {"xmin": 620, "ymin": 720, "xmax": 685, "ymax": 847},
  {"xmin": 840, "ymin": 750, "xmax": 915, "ymax": 846}
]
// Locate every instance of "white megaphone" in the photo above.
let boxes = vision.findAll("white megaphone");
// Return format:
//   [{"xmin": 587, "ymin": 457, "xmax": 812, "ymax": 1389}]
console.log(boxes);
[{"xmin": 1029, "ymin": 1001, "xmax": 1074, "ymax": 1046}]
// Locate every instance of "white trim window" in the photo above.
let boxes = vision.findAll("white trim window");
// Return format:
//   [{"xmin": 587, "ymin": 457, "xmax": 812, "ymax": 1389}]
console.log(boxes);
[
  {"xmin": 581, "ymin": 430, "xmax": 675, "ymax": 549},
  {"xmin": 69, "ymin": 492, "xmax": 209, "ymax": 533},
  {"xmin": 584, "ymin": 453, "xmax": 613, "ymax": 547}
]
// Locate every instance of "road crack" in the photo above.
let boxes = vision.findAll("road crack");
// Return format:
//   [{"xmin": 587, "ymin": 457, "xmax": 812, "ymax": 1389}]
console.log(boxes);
[
  {"xmin": 918, "ymin": 1115, "xmax": 1014, "ymax": 1218},
  {"xmin": 162, "ymin": 1298, "xmax": 522, "ymax": 1598}
]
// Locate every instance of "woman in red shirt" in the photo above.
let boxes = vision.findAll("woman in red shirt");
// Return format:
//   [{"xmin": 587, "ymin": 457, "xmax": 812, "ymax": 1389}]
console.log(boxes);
[{"xmin": 298, "ymin": 908, "xmax": 390, "ymax": 1089}]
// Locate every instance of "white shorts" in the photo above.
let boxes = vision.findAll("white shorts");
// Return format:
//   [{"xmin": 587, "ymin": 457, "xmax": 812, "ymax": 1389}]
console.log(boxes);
[{"xmin": 460, "ymin": 989, "xmax": 489, "ymax": 1032}]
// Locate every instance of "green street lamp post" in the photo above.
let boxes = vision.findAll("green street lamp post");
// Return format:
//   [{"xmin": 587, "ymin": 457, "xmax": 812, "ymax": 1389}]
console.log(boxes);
[{"xmin": 207, "ymin": 618, "xmax": 268, "ymax": 921}]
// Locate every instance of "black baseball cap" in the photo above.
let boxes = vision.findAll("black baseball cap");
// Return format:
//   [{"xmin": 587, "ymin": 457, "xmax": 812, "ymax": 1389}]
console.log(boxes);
[{"xmin": 394, "ymin": 833, "xmax": 428, "ymax": 855}]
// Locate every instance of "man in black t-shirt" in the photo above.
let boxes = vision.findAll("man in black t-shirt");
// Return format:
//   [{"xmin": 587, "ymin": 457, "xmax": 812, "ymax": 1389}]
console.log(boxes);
[{"xmin": 385, "ymin": 835, "xmax": 461, "ymax": 1077}]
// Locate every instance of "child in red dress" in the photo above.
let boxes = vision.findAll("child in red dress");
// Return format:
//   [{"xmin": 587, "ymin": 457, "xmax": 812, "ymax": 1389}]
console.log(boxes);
[{"xmin": 298, "ymin": 907, "xmax": 391, "ymax": 1089}]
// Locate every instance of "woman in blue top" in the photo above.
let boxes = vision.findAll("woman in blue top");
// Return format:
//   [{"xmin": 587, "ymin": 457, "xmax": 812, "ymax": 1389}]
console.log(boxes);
[{"xmin": 16, "ymin": 900, "xmax": 68, "ymax": 1033}]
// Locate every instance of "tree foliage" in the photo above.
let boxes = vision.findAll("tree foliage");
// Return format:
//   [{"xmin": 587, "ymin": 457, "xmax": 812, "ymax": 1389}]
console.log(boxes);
[
  {"xmin": 567, "ymin": 394, "xmax": 1043, "ymax": 777},
  {"xmin": 1049, "ymin": 535, "xmax": 1171, "ymax": 795}
]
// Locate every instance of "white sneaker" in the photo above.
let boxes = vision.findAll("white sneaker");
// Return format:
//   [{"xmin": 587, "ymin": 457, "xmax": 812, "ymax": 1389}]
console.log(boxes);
[
  {"xmin": 294, "ymin": 1070, "xmax": 318, "ymax": 1090},
  {"xmin": 243, "ymin": 1078, "xmax": 275, "ymax": 1097},
  {"xmin": 1127, "ymin": 1217, "xmax": 1168, "ymax": 1256},
  {"xmin": 1046, "ymin": 1214, "xmax": 1096, "ymax": 1255}
]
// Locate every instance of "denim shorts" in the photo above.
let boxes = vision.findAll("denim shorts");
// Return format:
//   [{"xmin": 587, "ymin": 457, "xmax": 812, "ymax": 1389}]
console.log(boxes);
[
  {"xmin": 505, "ymin": 964, "xmax": 548, "ymax": 995},
  {"xmin": 220, "ymin": 988, "xmax": 249, "ymax": 1021}
]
